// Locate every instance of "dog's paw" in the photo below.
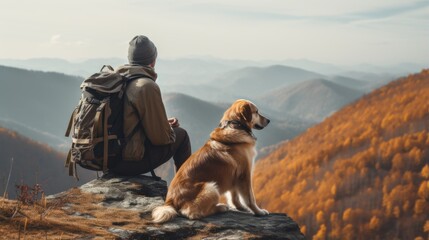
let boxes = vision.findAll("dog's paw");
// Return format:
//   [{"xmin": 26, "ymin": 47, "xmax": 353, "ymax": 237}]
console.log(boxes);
[
  {"xmin": 231, "ymin": 201, "xmax": 248, "ymax": 212},
  {"xmin": 216, "ymin": 203, "xmax": 229, "ymax": 212},
  {"xmin": 235, "ymin": 205, "xmax": 250, "ymax": 212},
  {"xmin": 254, "ymin": 208, "xmax": 270, "ymax": 216},
  {"xmin": 187, "ymin": 212, "xmax": 203, "ymax": 220}
]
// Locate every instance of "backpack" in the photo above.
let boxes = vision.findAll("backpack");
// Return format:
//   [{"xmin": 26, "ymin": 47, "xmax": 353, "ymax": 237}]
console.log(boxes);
[{"xmin": 65, "ymin": 65, "xmax": 145, "ymax": 180}]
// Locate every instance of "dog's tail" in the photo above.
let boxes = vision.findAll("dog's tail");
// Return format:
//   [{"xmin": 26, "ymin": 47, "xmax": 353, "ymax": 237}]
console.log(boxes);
[{"xmin": 152, "ymin": 204, "xmax": 178, "ymax": 223}]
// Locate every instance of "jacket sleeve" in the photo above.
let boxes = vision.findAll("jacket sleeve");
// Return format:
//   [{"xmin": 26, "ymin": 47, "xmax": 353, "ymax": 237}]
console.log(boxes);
[{"xmin": 132, "ymin": 81, "xmax": 176, "ymax": 145}]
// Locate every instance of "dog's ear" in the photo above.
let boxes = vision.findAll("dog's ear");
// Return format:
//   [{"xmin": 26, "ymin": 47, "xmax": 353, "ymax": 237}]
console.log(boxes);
[
  {"xmin": 221, "ymin": 100, "xmax": 253, "ymax": 124},
  {"xmin": 240, "ymin": 103, "xmax": 252, "ymax": 123}
]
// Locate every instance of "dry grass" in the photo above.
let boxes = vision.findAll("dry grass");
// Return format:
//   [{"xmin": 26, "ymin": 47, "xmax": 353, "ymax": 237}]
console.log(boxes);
[{"xmin": 0, "ymin": 187, "xmax": 149, "ymax": 239}]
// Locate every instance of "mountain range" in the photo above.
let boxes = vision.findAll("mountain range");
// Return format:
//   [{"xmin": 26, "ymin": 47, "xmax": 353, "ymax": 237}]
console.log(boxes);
[
  {"xmin": 0, "ymin": 57, "xmax": 401, "ymax": 123},
  {"xmin": 258, "ymin": 78, "xmax": 363, "ymax": 121},
  {"xmin": 212, "ymin": 65, "xmax": 324, "ymax": 97},
  {"xmin": 326, "ymin": 75, "xmax": 369, "ymax": 90},
  {"xmin": 0, "ymin": 65, "xmax": 82, "ymax": 150},
  {"xmin": 0, "ymin": 57, "xmax": 422, "ymax": 78},
  {"xmin": 0, "ymin": 64, "xmax": 320, "ymax": 152}
]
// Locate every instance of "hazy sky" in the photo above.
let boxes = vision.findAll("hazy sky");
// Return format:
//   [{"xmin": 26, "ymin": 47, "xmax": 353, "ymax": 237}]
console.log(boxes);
[{"xmin": 0, "ymin": 0, "xmax": 428, "ymax": 65}]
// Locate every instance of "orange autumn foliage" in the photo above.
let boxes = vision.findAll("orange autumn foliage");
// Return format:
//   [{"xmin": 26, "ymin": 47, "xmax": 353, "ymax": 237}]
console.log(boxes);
[{"xmin": 254, "ymin": 69, "xmax": 429, "ymax": 239}]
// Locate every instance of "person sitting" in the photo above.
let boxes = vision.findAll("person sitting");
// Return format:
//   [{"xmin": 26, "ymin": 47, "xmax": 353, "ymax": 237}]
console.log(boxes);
[{"xmin": 111, "ymin": 35, "xmax": 191, "ymax": 177}]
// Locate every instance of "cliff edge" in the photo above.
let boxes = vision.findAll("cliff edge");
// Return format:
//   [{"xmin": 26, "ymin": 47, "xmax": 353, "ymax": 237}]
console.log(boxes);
[{"xmin": 45, "ymin": 174, "xmax": 304, "ymax": 239}]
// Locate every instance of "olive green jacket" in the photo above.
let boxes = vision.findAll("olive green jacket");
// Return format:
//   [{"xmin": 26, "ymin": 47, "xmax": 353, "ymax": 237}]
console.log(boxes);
[{"xmin": 116, "ymin": 64, "xmax": 175, "ymax": 161}]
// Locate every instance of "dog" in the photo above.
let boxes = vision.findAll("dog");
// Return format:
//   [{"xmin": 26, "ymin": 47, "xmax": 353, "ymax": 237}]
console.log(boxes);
[{"xmin": 152, "ymin": 99, "xmax": 270, "ymax": 223}]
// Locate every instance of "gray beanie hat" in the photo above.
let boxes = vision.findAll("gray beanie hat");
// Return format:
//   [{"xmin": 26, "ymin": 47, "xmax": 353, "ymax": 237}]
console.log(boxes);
[{"xmin": 128, "ymin": 35, "xmax": 158, "ymax": 65}]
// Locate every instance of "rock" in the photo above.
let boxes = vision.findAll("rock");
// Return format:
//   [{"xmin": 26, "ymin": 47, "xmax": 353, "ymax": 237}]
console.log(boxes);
[
  {"xmin": 80, "ymin": 173, "xmax": 167, "ymax": 212},
  {"xmin": 72, "ymin": 212, "xmax": 95, "ymax": 219},
  {"xmin": 58, "ymin": 174, "xmax": 305, "ymax": 239}
]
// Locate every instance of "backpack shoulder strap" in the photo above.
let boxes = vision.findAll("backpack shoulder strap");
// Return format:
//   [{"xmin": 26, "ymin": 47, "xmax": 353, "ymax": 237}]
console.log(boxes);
[
  {"xmin": 102, "ymin": 101, "xmax": 110, "ymax": 173},
  {"xmin": 65, "ymin": 100, "xmax": 82, "ymax": 137}
]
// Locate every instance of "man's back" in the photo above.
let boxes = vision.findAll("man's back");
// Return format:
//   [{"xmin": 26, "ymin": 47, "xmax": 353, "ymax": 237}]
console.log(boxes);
[{"xmin": 117, "ymin": 64, "xmax": 175, "ymax": 161}]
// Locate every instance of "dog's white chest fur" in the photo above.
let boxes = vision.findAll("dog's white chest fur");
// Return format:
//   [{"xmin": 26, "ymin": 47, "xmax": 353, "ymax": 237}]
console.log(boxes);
[{"xmin": 244, "ymin": 145, "xmax": 257, "ymax": 168}]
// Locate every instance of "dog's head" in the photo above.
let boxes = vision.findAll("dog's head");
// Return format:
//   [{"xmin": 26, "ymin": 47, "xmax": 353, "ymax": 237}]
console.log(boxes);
[{"xmin": 221, "ymin": 99, "xmax": 270, "ymax": 130}]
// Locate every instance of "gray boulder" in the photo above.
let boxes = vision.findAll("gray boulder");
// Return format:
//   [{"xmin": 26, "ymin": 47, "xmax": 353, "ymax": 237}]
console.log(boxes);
[{"xmin": 55, "ymin": 174, "xmax": 305, "ymax": 239}]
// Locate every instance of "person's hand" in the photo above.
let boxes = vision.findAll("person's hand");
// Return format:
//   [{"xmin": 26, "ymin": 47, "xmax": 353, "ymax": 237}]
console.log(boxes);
[{"xmin": 168, "ymin": 117, "xmax": 180, "ymax": 128}]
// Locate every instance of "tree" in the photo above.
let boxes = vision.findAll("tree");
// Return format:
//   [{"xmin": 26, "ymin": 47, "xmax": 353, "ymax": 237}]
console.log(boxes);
[
  {"xmin": 417, "ymin": 181, "xmax": 429, "ymax": 200},
  {"xmin": 316, "ymin": 210, "xmax": 325, "ymax": 224},
  {"xmin": 331, "ymin": 184, "xmax": 337, "ymax": 196},
  {"xmin": 393, "ymin": 206, "xmax": 401, "ymax": 218},
  {"xmin": 421, "ymin": 165, "xmax": 429, "ymax": 179},
  {"xmin": 414, "ymin": 199, "xmax": 427, "ymax": 215},
  {"xmin": 342, "ymin": 208, "xmax": 352, "ymax": 222},
  {"xmin": 313, "ymin": 224, "xmax": 327, "ymax": 240},
  {"xmin": 329, "ymin": 212, "xmax": 341, "ymax": 239},
  {"xmin": 391, "ymin": 153, "xmax": 404, "ymax": 171},
  {"xmin": 342, "ymin": 224, "xmax": 355, "ymax": 240},
  {"xmin": 369, "ymin": 216, "xmax": 381, "ymax": 231}
]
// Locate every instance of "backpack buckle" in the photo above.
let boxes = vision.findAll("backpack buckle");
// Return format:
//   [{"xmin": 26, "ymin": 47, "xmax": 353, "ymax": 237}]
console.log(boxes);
[
  {"xmin": 96, "ymin": 98, "xmax": 110, "ymax": 111},
  {"xmin": 89, "ymin": 98, "xmax": 101, "ymax": 105}
]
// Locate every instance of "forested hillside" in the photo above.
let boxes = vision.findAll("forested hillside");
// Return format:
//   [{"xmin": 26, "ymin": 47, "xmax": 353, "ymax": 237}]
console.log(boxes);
[
  {"xmin": 0, "ymin": 127, "xmax": 95, "ymax": 198},
  {"xmin": 253, "ymin": 70, "xmax": 429, "ymax": 239}
]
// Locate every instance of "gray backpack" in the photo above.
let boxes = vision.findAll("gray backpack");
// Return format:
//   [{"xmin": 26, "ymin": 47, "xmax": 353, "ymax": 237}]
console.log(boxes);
[{"xmin": 65, "ymin": 65, "xmax": 144, "ymax": 180}]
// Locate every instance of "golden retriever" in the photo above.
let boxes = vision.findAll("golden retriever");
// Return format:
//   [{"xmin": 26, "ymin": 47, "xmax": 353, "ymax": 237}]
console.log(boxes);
[{"xmin": 152, "ymin": 99, "xmax": 270, "ymax": 223}]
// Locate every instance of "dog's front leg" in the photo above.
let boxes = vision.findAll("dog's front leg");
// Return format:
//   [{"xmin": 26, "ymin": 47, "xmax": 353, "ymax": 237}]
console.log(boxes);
[
  {"xmin": 237, "ymin": 174, "xmax": 269, "ymax": 216},
  {"xmin": 230, "ymin": 190, "xmax": 249, "ymax": 212}
]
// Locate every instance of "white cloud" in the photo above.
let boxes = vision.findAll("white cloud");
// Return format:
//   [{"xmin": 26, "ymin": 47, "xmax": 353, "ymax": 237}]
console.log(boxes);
[
  {"xmin": 50, "ymin": 34, "xmax": 61, "ymax": 45},
  {"xmin": 48, "ymin": 34, "xmax": 87, "ymax": 47}
]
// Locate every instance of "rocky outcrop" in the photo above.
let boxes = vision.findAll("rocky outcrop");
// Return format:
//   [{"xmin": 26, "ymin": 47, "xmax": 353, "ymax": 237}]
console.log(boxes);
[{"xmin": 51, "ymin": 174, "xmax": 305, "ymax": 239}]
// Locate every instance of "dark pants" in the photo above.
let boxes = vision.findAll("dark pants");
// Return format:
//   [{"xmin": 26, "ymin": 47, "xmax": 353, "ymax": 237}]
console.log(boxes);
[{"xmin": 111, "ymin": 127, "xmax": 191, "ymax": 176}]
